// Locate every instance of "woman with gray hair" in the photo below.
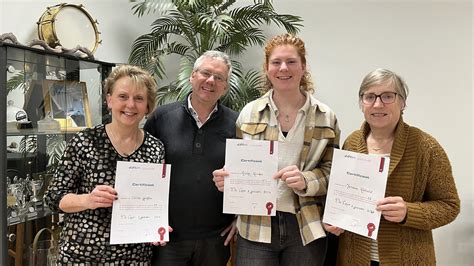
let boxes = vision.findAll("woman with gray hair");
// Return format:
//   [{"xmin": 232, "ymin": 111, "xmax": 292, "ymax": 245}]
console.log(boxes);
[{"xmin": 324, "ymin": 68, "xmax": 460, "ymax": 265}]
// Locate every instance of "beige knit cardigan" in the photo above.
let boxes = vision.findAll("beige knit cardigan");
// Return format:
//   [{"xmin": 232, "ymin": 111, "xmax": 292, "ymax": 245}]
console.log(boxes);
[{"xmin": 336, "ymin": 118, "xmax": 460, "ymax": 265}]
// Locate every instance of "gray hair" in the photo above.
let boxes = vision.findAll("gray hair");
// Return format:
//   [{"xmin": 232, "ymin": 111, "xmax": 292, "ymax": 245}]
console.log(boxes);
[
  {"xmin": 193, "ymin": 50, "xmax": 233, "ymax": 81},
  {"xmin": 359, "ymin": 68, "xmax": 409, "ymax": 108}
]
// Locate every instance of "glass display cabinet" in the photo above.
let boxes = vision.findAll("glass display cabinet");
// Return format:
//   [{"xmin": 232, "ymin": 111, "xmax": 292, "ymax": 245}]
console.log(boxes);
[{"xmin": 0, "ymin": 42, "xmax": 114, "ymax": 266}]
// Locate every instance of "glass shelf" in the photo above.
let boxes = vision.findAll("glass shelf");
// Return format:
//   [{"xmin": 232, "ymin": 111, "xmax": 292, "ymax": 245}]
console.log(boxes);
[
  {"xmin": 1, "ymin": 41, "xmax": 115, "ymax": 265},
  {"xmin": 7, "ymin": 203, "xmax": 54, "ymax": 226}
]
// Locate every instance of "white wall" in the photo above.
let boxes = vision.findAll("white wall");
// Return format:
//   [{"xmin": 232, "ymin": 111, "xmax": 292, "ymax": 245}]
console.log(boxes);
[
  {"xmin": 1, "ymin": 0, "xmax": 472, "ymax": 265},
  {"xmin": 0, "ymin": 0, "xmax": 157, "ymax": 64}
]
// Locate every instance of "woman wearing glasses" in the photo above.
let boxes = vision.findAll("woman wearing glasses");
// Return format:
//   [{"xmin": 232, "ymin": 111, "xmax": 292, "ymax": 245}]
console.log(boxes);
[{"xmin": 324, "ymin": 68, "xmax": 460, "ymax": 265}]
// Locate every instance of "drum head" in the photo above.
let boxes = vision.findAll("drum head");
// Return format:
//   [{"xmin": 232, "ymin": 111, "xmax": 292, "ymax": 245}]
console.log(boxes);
[
  {"xmin": 38, "ymin": 4, "xmax": 100, "ymax": 53},
  {"xmin": 54, "ymin": 6, "xmax": 97, "ymax": 52}
]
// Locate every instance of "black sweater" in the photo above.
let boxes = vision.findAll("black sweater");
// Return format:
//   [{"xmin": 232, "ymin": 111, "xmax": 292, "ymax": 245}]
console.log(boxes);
[{"xmin": 144, "ymin": 98, "xmax": 238, "ymax": 241}]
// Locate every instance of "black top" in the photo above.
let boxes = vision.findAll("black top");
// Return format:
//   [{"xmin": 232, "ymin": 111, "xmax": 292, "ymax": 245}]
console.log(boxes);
[
  {"xmin": 144, "ymin": 98, "xmax": 238, "ymax": 241},
  {"xmin": 45, "ymin": 124, "xmax": 165, "ymax": 264}
]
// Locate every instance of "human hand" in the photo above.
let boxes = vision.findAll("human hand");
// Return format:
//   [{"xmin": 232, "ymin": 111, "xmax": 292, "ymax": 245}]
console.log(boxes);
[
  {"xmin": 213, "ymin": 168, "xmax": 230, "ymax": 192},
  {"xmin": 220, "ymin": 218, "xmax": 238, "ymax": 246},
  {"xmin": 376, "ymin": 196, "xmax": 407, "ymax": 223},
  {"xmin": 86, "ymin": 185, "xmax": 117, "ymax": 210},
  {"xmin": 152, "ymin": 226, "xmax": 173, "ymax": 246},
  {"xmin": 323, "ymin": 223, "xmax": 344, "ymax": 236},
  {"xmin": 273, "ymin": 165, "xmax": 306, "ymax": 191}
]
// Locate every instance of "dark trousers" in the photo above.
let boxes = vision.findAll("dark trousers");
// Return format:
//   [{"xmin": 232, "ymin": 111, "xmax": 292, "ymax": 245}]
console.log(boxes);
[
  {"xmin": 324, "ymin": 233, "xmax": 339, "ymax": 265},
  {"xmin": 151, "ymin": 236, "xmax": 230, "ymax": 266},
  {"xmin": 235, "ymin": 211, "xmax": 327, "ymax": 266}
]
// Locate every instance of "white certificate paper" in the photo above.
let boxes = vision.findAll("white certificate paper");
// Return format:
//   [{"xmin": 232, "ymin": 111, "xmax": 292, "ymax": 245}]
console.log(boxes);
[
  {"xmin": 223, "ymin": 139, "xmax": 278, "ymax": 216},
  {"xmin": 323, "ymin": 149, "xmax": 389, "ymax": 240},
  {"xmin": 110, "ymin": 161, "xmax": 171, "ymax": 244}
]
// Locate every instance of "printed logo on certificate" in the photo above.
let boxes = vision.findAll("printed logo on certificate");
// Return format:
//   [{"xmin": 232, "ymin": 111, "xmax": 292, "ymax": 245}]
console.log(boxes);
[
  {"xmin": 110, "ymin": 161, "xmax": 171, "ymax": 244},
  {"xmin": 223, "ymin": 139, "xmax": 278, "ymax": 216},
  {"xmin": 323, "ymin": 149, "xmax": 389, "ymax": 240}
]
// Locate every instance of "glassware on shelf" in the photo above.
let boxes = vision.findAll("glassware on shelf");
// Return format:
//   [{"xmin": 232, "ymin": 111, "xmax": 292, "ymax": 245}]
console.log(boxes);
[
  {"xmin": 28, "ymin": 179, "xmax": 45, "ymax": 212},
  {"xmin": 6, "ymin": 178, "xmax": 16, "ymax": 218},
  {"xmin": 9, "ymin": 183, "xmax": 27, "ymax": 218},
  {"xmin": 29, "ymin": 179, "xmax": 44, "ymax": 203},
  {"xmin": 37, "ymin": 112, "xmax": 61, "ymax": 133}
]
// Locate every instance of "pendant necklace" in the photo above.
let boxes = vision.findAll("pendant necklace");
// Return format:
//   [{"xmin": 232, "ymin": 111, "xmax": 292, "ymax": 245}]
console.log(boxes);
[
  {"xmin": 284, "ymin": 114, "xmax": 290, "ymax": 122},
  {"xmin": 370, "ymin": 136, "xmax": 394, "ymax": 151}
]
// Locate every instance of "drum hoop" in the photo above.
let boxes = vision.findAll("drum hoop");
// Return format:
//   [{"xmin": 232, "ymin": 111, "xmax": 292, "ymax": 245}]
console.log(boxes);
[{"xmin": 37, "ymin": 3, "xmax": 100, "ymax": 53}]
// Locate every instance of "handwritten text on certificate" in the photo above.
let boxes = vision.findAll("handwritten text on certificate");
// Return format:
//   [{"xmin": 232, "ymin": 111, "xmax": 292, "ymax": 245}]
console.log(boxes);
[
  {"xmin": 323, "ymin": 149, "xmax": 389, "ymax": 240},
  {"xmin": 110, "ymin": 161, "xmax": 171, "ymax": 244},
  {"xmin": 223, "ymin": 139, "xmax": 278, "ymax": 216}
]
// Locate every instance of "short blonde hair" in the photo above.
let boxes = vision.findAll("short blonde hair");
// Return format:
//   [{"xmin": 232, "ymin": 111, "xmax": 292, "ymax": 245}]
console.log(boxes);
[{"xmin": 104, "ymin": 64, "xmax": 157, "ymax": 114}]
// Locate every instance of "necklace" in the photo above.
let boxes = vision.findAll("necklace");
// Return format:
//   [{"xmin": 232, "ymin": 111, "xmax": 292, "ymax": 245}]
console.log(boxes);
[
  {"xmin": 107, "ymin": 126, "xmax": 141, "ymax": 157},
  {"xmin": 369, "ymin": 136, "xmax": 394, "ymax": 151},
  {"xmin": 277, "ymin": 95, "xmax": 305, "ymax": 124}
]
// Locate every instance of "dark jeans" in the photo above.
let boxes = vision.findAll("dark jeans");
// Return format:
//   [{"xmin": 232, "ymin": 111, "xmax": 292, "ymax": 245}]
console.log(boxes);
[
  {"xmin": 151, "ymin": 236, "xmax": 230, "ymax": 266},
  {"xmin": 235, "ymin": 212, "xmax": 327, "ymax": 266}
]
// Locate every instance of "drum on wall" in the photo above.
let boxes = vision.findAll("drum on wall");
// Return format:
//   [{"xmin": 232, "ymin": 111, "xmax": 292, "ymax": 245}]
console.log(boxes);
[{"xmin": 37, "ymin": 3, "xmax": 101, "ymax": 53}]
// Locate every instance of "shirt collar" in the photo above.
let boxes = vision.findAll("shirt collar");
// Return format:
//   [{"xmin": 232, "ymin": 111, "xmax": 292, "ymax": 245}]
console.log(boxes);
[
  {"xmin": 258, "ymin": 89, "xmax": 325, "ymax": 114},
  {"xmin": 187, "ymin": 94, "xmax": 218, "ymax": 127}
]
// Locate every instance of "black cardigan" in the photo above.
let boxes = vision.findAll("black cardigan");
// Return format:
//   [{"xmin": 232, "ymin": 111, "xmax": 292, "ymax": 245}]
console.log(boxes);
[{"xmin": 144, "ymin": 98, "xmax": 238, "ymax": 241}]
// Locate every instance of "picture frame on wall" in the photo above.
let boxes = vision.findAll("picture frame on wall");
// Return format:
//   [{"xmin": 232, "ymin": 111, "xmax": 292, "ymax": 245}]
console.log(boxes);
[{"xmin": 42, "ymin": 80, "xmax": 92, "ymax": 130}]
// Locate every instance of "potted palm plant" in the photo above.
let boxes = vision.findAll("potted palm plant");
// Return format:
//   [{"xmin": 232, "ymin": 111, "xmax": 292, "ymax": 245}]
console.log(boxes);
[{"xmin": 129, "ymin": 0, "xmax": 302, "ymax": 111}]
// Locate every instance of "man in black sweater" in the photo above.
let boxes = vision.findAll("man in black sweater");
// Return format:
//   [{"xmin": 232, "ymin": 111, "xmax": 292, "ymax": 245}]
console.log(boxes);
[{"xmin": 145, "ymin": 51, "xmax": 238, "ymax": 266}]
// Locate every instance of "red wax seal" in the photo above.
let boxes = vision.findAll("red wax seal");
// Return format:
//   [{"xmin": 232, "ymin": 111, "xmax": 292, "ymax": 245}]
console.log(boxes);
[
  {"xmin": 157, "ymin": 227, "xmax": 166, "ymax": 241},
  {"xmin": 367, "ymin": 223, "xmax": 376, "ymax": 237},
  {"xmin": 266, "ymin": 202, "xmax": 274, "ymax": 215}
]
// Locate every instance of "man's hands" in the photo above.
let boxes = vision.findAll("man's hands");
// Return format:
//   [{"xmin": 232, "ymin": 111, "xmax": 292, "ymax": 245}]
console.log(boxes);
[{"xmin": 221, "ymin": 219, "xmax": 238, "ymax": 246}]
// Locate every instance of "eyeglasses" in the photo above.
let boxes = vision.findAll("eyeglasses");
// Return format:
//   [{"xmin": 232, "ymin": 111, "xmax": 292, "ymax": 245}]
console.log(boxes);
[
  {"xmin": 197, "ymin": 69, "xmax": 227, "ymax": 83},
  {"xmin": 360, "ymin": 92, "xmax": 398, "ymax": 105}
]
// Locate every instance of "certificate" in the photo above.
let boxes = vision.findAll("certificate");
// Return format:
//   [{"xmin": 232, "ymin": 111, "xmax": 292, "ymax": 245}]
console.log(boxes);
[
  {"xmin": 323, "ymin": 149, "xmax": 389, "ymax": 240},
  {"xmin": 110, "ymin": 161, "xmax": 171, "ymax": 244},
  {"xmin": 223, "ymin": 139, "xmax": 278, "ymax": 216}
]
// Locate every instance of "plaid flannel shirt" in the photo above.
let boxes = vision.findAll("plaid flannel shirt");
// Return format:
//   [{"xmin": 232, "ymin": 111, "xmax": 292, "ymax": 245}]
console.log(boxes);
[{"xmin": 235, "ymin": 90, "xmax": 340, "ymax": 245}]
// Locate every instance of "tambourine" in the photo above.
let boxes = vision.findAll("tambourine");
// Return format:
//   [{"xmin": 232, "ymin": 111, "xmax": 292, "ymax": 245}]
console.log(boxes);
[{"xmin": 37, "ymin": 3, "xmax": 101, "ymax": 53}]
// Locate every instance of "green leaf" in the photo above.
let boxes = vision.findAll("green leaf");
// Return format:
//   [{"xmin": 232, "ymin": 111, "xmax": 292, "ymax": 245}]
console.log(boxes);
[
  {"xmin": 129, "ymin": 0, "xmax": 302, "ymax": 109},
  {"xmin": 7, "ymin": 71, "xmax": 29, "ymax": 96},
  {"xmin": 131, "ymin": 0, "xmax": 174, "ymax": 17}
]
